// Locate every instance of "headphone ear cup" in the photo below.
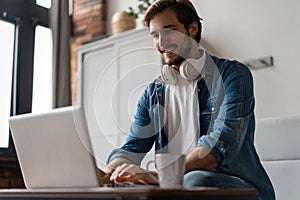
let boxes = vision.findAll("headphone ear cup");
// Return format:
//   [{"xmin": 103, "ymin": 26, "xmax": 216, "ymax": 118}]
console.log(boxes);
[
  {"xmin": 161, "ymin": 64, "xmax": 178, "ymax": 84},
  {"xmin": 179, "ymin": 58, "xmax": 201, "ymax": 80}
]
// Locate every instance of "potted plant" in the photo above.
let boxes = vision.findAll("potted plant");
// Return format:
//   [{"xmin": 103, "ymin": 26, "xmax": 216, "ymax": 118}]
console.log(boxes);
[
  {"xmin": 111, "ymin": 0, "xmax": 155, "ymax": 35},
  {"xmin": 128, "ymin": 0, "xmax": 156, "ymax": 19}
]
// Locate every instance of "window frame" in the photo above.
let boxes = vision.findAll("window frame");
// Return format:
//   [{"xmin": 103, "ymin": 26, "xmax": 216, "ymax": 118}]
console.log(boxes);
[{"xmin": 0, "ymin": 0, "xmax": 49, "ymax": 158}]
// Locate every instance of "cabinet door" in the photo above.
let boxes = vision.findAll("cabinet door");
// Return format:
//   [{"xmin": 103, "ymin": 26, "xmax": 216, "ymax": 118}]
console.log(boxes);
[
  {"xmin": 81, "ymin": 44, "xmax": 119, "ymax": 168},
  {"xmin": 117, "ymin": 36, "xmax": 161, "ymax": 139}
]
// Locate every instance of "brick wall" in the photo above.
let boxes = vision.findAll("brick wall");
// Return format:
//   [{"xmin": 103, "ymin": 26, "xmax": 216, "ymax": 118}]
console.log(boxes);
[
  {"xmin": 0, "ymin": 158, "xmax": 24, "ymax": 189},
  {"xmin": 71, "ymin": 0, "xmax": 107, "ymax": 104}
]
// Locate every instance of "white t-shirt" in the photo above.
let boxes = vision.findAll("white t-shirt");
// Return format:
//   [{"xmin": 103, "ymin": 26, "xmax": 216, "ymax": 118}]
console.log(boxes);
[
  {"xmin": 164, "ymin": 74, "xmax": 199, "ymax": 155},
  {"xmin": 164, "ymin": 52, "xmax": 206, "ymax": 155}
]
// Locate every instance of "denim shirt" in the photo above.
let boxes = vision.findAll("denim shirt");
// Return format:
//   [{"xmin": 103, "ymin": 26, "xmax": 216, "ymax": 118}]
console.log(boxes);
[{"xmin": 107, "ymin": 54, "xmax": 275, "ymax": 200}]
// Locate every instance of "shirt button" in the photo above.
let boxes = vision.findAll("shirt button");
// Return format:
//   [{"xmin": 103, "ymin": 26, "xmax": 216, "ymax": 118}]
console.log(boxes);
[
  {"xmin": 220, "ymin": 147, "xmax": 226, "ymax": 153},
  {"xmin": 212, "ymin": 107, "xmax": 215, "ymax": 111}
]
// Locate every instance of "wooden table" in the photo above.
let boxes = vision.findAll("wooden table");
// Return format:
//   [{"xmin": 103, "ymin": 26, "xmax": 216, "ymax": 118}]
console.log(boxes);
[{"xmin": 0, "ymin": 187, "xmax": 258, "ymax": 200}]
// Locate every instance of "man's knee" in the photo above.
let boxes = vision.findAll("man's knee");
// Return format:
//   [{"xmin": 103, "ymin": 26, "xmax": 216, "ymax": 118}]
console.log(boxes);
[
  {"xmin": 183, "ymin": 170, "xmax": 255, "ymax": 189},
  {"xmin": 183, "ymin": 170, "xmax": 216, "ymax": 187}
]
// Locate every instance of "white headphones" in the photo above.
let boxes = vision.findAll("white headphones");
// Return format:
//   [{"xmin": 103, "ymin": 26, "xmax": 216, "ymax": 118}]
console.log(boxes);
[{"xmin": 160, "ymin": 50, "xmax": 206, "ymax": 84}]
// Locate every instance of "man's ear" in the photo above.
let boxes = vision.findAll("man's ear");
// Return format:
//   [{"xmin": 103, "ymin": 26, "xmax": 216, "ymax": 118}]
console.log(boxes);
[{"xmin": 188, "ymin": 21, "xmax": 198, "ymax": 38}]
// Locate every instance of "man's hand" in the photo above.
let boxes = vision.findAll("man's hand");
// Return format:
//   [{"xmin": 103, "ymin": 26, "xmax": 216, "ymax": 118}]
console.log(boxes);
[
  {"xmin": 103, "ymin": 157, "xmax": 132, "ymax": 176},
  {"xmin": 110, "ymin": 163, "xmax": 159, "ymax": 185},
  {"xmin": 97, "ymin": 168, "xmax": 112, "ymax": 184}
]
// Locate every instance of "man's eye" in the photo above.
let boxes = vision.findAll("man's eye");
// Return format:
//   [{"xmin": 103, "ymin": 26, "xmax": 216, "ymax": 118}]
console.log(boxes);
[
  {"xmin": 163, "ymin": 29, "xmax": 173, "ymax": 35},
  {"xmin": 152, "ymin": 34, "xmax": 159, "ymax": 39}
]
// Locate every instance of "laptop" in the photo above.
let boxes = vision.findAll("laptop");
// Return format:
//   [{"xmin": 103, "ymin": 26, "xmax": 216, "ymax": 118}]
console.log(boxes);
[{"xmin": 9, "ymin": 106, "xmax": 104, "ymax": 189}]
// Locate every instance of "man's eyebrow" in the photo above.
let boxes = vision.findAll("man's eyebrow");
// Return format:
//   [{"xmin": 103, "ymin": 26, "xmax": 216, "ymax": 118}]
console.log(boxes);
[
  {"xmin": 150, "ymin": 24, "xmax": 177, "ymax": 35},
  {"xmin": 163, "ymin": 24, "xmax": 177, "ymax": 29}
]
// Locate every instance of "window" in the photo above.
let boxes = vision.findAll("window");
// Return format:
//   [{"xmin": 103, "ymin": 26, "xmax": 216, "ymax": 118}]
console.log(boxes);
[
  {"xmin": 36, "ymin": 0, "xmax": 51, "ymax": 9},
  {"xmin": 0, "ymin": 20, "xmax": 14, "ymax": 148},
  {"xmin": 32, "ymin": 26, "xmax": 53, "ymax": 114},
  {"xmin": 0, "ymin": 0, "xmax": 50, "ymax": 157}
]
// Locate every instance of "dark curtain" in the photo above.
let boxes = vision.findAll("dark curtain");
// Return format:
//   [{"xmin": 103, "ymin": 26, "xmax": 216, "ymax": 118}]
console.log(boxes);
[{"xmin": 49, "ymin": 0, "xmax": 71, "ymax": 108}]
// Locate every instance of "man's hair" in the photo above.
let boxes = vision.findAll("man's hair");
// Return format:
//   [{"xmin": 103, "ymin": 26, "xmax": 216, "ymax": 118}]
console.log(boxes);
[{"xmin": 143, "ymin": 0, "xmax": 202, "ymax": 42}]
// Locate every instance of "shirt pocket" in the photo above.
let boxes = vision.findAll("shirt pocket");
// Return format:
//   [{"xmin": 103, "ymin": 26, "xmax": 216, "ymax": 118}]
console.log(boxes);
[
  {"xmin": 200, "ymin": 96, "xmax": 219, "ymax": 115},
  {"xmin": 200, "ymin": 96, "xmax": 219, "ymax": 135}
]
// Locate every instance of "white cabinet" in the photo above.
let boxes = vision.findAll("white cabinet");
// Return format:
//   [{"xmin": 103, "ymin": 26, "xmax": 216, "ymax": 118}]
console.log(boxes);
[{"xmin": 77, "ymin": 29, "xmax": 161, "ymax": 169}]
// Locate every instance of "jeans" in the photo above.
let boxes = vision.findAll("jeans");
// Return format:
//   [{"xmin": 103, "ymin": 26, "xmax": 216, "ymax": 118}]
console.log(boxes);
[{"xmin": 183, "ymin": 170, "xmax": 255, "ymax": 189}]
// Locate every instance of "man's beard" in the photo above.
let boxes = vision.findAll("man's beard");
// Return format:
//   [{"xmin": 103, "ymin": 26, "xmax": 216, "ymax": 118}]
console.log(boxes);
[
  {"xmin": 165, "ymin": 32, "xmax": 192, "ymax": 66},
  {"xmin": 166, "ymin": 54, "xmax": 185, "ymax": 66}
]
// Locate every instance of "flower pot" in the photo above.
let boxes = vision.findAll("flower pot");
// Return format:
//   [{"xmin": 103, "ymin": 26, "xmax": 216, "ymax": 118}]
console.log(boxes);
[{"xmin": 111, "ymin": 11, "xmax": 136, "ymax": 35}]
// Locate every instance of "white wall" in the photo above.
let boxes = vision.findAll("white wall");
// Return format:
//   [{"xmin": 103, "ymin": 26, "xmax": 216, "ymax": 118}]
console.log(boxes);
[
  {"xmin": 108, "ymin": 0, "xmax": 300, "ymax": 119},
  {"xmin": 191, "ymin": 0, "xmax": 300, "ymax": 119}
]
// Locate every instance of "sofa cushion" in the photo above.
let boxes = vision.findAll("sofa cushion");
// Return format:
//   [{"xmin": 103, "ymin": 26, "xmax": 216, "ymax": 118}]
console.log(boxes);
[
  {"xmin": 255, "ymin": 115, "xmax": 300, "ymax": 161},
  {"xmin": 261, "ymin": 160, "xmax": 300, "ymax": 200},
  {"xmin": 255, "ymin": 115, "xmax": 300, "ymax": 200}
]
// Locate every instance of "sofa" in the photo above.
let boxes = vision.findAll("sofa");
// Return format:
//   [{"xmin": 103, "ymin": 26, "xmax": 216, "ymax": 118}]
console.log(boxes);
[{"xmin": 255, "ymin": 115, "xmax": 300, "ymax": 200}]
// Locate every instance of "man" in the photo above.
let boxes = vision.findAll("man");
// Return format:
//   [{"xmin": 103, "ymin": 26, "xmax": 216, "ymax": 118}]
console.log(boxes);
[{"xmin": 103, "ymin": 0, "xmax": 275, "ymax": 199}]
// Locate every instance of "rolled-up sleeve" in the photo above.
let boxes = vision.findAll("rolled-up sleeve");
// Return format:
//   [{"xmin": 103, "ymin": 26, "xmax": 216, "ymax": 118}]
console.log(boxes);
[
  {"xmin": 198, "ymin": 63, "xmax": 255, "ymax": 167},
  {"xmin": 106, "ymin": 148, "xmax": 147, "ymax": 166}
]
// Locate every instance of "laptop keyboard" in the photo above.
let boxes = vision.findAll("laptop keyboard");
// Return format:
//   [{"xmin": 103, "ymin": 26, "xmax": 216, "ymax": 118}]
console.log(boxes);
[{"xmin": 103, "ymin": 183, "xmax": 134, "ymax": 188}]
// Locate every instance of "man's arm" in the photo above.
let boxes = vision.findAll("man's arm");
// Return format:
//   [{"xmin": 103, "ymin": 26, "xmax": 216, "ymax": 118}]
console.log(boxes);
[
  {"xmin": 196, "ymin": 60, "xmax": 255, "ymax": 168},
  {"xmin": 185, "ymin": 146, "xmax": 218, "ymax": 173}
]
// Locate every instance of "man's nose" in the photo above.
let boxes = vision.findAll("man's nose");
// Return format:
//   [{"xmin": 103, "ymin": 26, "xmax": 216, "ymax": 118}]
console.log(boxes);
[{"xmin": 158, "ymin": 34, "xmax": 168, "ymax": 50}]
